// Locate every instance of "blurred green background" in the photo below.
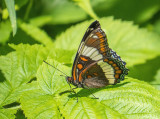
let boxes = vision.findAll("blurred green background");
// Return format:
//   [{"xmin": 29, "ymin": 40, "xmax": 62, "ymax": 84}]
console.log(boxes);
[
  {"xmin": 0, "ymin": 0, "xmax": 160, "ymax": 118},
  {"xmin": 0, "ymin": 0, "xmax": 160, "ymax": 88}
]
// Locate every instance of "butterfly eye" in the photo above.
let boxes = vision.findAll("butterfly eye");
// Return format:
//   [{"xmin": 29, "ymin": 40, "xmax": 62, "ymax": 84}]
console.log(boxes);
[{"xmin": 66, "ymin": 77, "xmax": 72, "ymax": 83}]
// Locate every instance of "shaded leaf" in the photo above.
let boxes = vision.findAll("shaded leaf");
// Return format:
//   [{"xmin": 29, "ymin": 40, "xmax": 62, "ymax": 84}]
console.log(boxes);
[
  {"xmin": 153, "ymin": 18, "xmax": 160, "ymax": 35},
  {"xmin": 15, "ymin": 0, "xmax": 28, "ymax": 8},
  {"xmin": 92, "ymin": 0, "xmax": 160, "ymax": 24},
  {"xmin": 128, "ymin": 56, "xmax": 160, "ymax": 89},
  {"xmin": 15, "ymin": 109, "xmax": 26, "ymax": 119},
  {"xmin": 152, "ymin": 69, "xmax": 160, "ymax": 90}
]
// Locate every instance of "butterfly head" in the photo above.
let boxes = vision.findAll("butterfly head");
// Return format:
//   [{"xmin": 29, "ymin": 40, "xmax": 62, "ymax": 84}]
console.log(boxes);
[{"xmin": 66, "ymin": 76, "xmax": 73, "ymax": 84}]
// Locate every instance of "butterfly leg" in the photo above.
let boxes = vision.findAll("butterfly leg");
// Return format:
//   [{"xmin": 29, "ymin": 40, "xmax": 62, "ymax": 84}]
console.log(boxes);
[
  {"xmin": 68, "ymin": 84, "xmax": 79, "ymax": 102},
  {"xmin": 72, "ymin": 87, "xmax": 79, "ymax": 102}
]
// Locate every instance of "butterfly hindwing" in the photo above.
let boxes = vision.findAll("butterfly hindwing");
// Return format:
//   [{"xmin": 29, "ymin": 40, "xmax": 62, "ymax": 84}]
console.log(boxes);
[{"xmin": 71, "ymin": 20, "xmax": 128, "ymax": 88}]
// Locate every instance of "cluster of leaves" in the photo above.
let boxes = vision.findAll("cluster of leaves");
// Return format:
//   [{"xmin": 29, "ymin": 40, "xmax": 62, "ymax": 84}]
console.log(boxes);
[{"xmin": 0, "ymin": 0, "xmax": 160, "ymax": 118}]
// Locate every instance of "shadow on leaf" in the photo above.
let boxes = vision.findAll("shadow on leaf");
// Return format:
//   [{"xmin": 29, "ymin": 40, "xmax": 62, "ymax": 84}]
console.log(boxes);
[
  {"xmin": 59, "ymin": 81, "xmax": 130, "ymax": 98},
  {"xmin": 128, "ymin": 56, "xmax": 160, "ymax": 83}
]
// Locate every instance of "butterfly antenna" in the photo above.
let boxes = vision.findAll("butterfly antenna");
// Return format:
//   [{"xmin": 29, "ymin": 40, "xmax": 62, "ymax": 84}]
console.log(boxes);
[{"xmin": 43, "ymin": 60, "xmax": 68, "ymax": 77}]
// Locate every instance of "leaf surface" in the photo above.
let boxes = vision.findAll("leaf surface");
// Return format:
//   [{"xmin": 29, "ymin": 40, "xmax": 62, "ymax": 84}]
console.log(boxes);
[
  {"xmin": 19, "ymin": 23, "xmax": 53, "ymax": 46},
  {"xmin": 54, "ymin": 17, "xmax": 160, "ymax": 66},
  {"xmin": 0, "ymin": 44, "xmax": 47, "ymax": 106},
  {"xmin": 19, "ymin": 58, "xmax": 160, "ymax": 119}
]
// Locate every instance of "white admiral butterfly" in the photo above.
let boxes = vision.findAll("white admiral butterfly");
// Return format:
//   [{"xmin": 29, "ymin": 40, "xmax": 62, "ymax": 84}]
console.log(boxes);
[
  {"xmin": 66, "ymin": 20, "xmax": 128, "ymax": 89},
  {"xmin": 44, "ymin": 20, "xmax": 128, "ymax": 91}
]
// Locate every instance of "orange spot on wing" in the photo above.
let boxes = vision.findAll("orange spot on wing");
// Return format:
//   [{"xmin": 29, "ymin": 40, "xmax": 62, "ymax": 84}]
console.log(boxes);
[
  {"xmin": 103, "ymin": 53, "xmax": 106, "ymax": 55},
  {"xmin": 116, "ymin": 70, "xmax": 122, "ymax": 74},
  {"xmin": 115, "ymin": 67, "xmax": 119, "ymax": 70},
  {"xmin": 109, "ymin": 61, "xmax": 114, "ymax": 64},
  {"xmin": 87, "ymin": 75, "xmax": 92, "ymax": 78},
  {"xmin": 78, "ymin": 62, "xmax": 97, "ymax": 82},
  {"xmin": 100, "ymin": 47, "xmax": 105, "ymax": 52},
  {"xmin": 97, "ymin": 33, "xmax": 103, "ymax": 39},
  {"xmin": 115, "ymin": 74, "xmax": 119, "ymax": 79},
  {"xmin": 73, "ymin": 66, "xmax": 76, "ymax": 80},
  {"xmin": 112, "ymin": 63, "xmax": 117, "ymax": 67},
  {"xmin": 93, "ymin": 73, "xmax": 98, "ymax": 76},
  {"xmin": 80, "ymin": 57, "xmax": 88, "ymax": 61},
  {"xmin": 77, "ymin": 64, "xmax": 83, "ymax": 70},
  {"xmin": 104, "ymin": 59, "xmax": 109, "ymax": 62}
]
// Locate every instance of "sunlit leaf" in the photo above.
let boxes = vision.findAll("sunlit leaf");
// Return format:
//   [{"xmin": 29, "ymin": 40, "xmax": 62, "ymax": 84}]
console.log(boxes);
[
  {"xmin": 37, "ymin": 59, "xmax": 71, "ymax": 95},
  {"xmin": 73, "ymin": 0, "xmax": 98, "ymax": 19},
  {"xmin": 0, "ymin": 20, "xmax": 12, "ymax": 44},
  {"xmin": 0, "ymin": 108, "xmax": 17, "ymax": 119},
  {"xmin": 0, "ymin": 44, "xmax": 47, "ymax": 106},
  {"xmin": 29, "ymin": 16, "xmax": 53, "ymax": 27},
  {"xmin": 54, "ymin": 17, "xmax": 160, "ymax": 67},
  {"xmin": 19, "ymin": 23, "xmax": 53, "ymax": 45},
  {"xmin": 4, "ymin": 0, "xmax": 17, "ymax": 36},
  {"xmin": 21, "ymin": 58, "xmax": 160, "ymax": 118},
  {"xmin": 41, "ymin": 0, "xmax": 87, "ymax": 24}
]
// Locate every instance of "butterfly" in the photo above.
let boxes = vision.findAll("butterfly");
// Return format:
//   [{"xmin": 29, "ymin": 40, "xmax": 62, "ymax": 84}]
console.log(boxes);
[{"xmin": 66, "ymin": 20, "xmax": 128, "ymax": 89}]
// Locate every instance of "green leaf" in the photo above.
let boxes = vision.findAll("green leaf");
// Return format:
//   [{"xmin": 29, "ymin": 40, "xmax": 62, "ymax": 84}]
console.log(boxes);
[
  {"xmin": 15, "ymin": 0, "xmax": 28, "ymax": 8},
  {"xmin": 15, "ymin": 109, "xmax": 26, "ymax": 119},
  {"xmin": 24, "ymin": 59, "xmax": 160, "ymax": 118},
  {"xmin": 9, "ymin": 44, "xmax": 48, "ymax": 80},
  {"xmin": 47, "ymin": 48, "xmax": 75, "ymax": 65},
  {"xmin": 0, "ymin": 44, "xmax": 47, "ymax": 106},
  {"xmin": 61, "ymin": 97, "xmax": 127, "ymax": 119},
  {"xmin": 4, "ymin": 0, "xmax": 17, "ymax": 36},
  {"xmin": 54, "ymin": 17, "xmax": 160, "ymax": 66},
  {"xmin": 41, "ymin": 0, "xmax": 87, "ymax": 24},
  {"xmin": 61, "ymin": 98, "xmax": 107, "ymax": 119},
  {"xmin": 20, "ymin": 89, "xmax": 61, "ymax": 119},
  {"xmin": 19, "ymin": 23, "xmax": 53, "ymax": 45},
  {"xmin": 37, "ymin": 59, "xmax": 71, "ymax": 95},
  {"xmin": 0, "ymin": 20, "xmax": 12, "ymax": 44},
  {"xmin": 152, "ymin": 69, "xmax": 160, "ymax": 90},
  {"xmin": 73, "ymin": 0, "xmax": 98, "ymax": 19},
  {"xmin": 62, "ymin": 78, "xmax": 160, "ymax": 119},
  {"xmin": 54, "ymin": 20, "xmax": 89, "ymax": 50},
  {"xmin": 0, "ymin": 108, "xmax": 17, "ymax": 119},
  {"xmin": 153, "ymin": 18, "xmax": 160, "ymax": 35},
  {"xmin": 128, "ymin": 56, "xmax": 160, "ymax": 89},
  {"xmin": 92, "ymin": 0, "xmax": 160, "ymax": 24},
  {"xmin": 29, "ymin": 16, "xmax": 53, "ymax": 27}
]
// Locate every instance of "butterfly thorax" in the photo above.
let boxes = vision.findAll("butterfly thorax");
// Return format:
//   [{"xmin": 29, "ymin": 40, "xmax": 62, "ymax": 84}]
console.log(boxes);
[
  {"xmin": 66, "ymin": 76, "xmax": 79, "ymax": 87},
  {"xmin": 66, "ymin": 76, "xmax": 84, "ymax": 88},
  {"xmin": 66, "ymin": 77, "xmax": 72, "ymax": 83}
]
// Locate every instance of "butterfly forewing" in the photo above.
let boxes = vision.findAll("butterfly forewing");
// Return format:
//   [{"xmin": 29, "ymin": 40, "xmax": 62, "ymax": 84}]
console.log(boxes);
[{"xmin": 71, "ymin": 20, "xmax": 128, "ymax": 88}]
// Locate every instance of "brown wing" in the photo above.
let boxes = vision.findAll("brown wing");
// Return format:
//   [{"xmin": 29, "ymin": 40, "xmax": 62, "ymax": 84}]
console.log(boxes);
[
  {"xmin": 80, "ymin": 58, "xmax": 126, "ymax": 88},
  {"xmin": 72, "ymin": 21, "xmax": 110, "ymax": 83},
  {"xmin": 71, "ymin": 20, "xmax": 128, "ymax": 87}
]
